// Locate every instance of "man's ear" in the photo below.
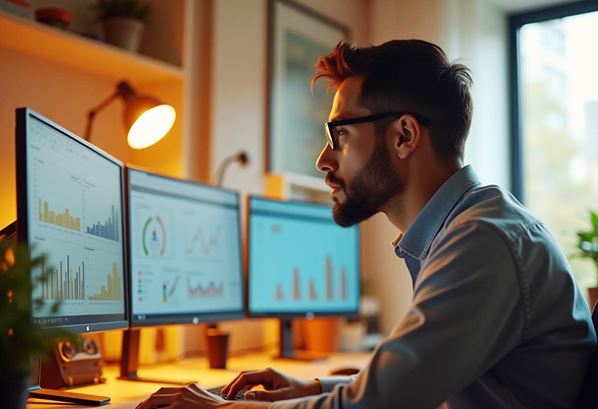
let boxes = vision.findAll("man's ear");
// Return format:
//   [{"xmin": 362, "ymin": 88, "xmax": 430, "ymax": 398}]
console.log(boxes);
[{"xmin": 390, "ymin": 115, "xmax": 421, "ymax": 160}]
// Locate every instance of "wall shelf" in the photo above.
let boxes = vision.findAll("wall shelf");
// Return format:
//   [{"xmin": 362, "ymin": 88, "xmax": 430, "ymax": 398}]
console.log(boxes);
[{"xmin": 0, "ymin": 10, "xmax": 183, "ymax": 84}]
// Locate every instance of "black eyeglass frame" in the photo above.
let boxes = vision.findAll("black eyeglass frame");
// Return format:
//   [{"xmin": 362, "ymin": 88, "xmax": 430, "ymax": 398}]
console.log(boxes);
[{"xmin": 324, "ymin": 111, "xmax": 430, "ymax": 150}]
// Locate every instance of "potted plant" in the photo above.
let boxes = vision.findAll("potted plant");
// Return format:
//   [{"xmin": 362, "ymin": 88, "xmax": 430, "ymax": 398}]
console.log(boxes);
[
  {"xmin": 91, "ymin": 0, "xmax": 151, "ymax": 52},
  {"xmin": 575, "ymin": 210, "xmax": 598, "ymax": 308},
  {"xmin": 0, "ymin": 239, "xmax": 74, "ymax": 409}
]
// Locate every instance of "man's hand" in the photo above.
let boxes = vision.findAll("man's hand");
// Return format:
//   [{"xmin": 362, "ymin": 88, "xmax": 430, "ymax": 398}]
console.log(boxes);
[
  {"xmin": 136, "ymin": 383, "xmax": 268, "ymax": 409},
  {"xmin": 221, "ymin": 367, "xmax": 322, "ymax": 402}
]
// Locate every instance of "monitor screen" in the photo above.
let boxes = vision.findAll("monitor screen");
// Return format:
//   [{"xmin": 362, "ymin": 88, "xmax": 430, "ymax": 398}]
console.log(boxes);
[
  {"xmin": 127, "ymin": 168, "xmax": 244, "ymax": 326},
  {"xmin": 247, "ymin": 196, "xmax": 360, "ymax": 317},
  {"xmin": 16, "ymin": 108, "xmax": 128, "ymax": 332}
]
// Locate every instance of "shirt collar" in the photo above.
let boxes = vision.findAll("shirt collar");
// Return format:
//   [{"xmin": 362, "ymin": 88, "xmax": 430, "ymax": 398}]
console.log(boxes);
[{"xmin": 394, "ymin": 165, "xmax": 481, "ymax": 261}]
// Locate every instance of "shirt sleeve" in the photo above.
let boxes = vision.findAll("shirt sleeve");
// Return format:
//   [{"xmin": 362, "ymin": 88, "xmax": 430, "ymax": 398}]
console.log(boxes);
[
  {"xmin": 315, "ymin": 376, "xmax": 355, "ymax": 393},
  {"xmin": 270, "ymin": 221, "xmax": 525, "ymax": 409}
]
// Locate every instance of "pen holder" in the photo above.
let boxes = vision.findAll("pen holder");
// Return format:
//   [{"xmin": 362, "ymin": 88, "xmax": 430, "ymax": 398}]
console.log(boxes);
[{"xmin": 206, "ymin": 329, "xmax": 230, "ymax": 369}]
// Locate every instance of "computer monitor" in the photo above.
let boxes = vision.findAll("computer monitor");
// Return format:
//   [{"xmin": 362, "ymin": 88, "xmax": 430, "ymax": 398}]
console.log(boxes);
[
  {"xmin": 16, "ymin": 107, "xmax": 128, "ymax": 404},
  {"xmin": 120, "ymin": 167, "xmax": 244, "ymax": 382},
  {"xmin": 247, "ymin": 196, "xmax": 360, "ymax": 358}
]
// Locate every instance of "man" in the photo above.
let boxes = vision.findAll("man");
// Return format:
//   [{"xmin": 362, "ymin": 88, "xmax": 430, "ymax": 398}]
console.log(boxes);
[{"xmin": 139, "ymin": 40, "xmax": 596, "ymax": 409}]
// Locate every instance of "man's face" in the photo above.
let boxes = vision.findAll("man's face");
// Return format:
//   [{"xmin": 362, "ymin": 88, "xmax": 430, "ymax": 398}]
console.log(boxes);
[{"xmin": 316, "ymin": 77, "xmax": 404, "ymax": 227}]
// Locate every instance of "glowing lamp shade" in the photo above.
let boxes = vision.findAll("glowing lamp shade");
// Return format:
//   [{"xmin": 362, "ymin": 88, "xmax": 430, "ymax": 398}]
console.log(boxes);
[
  {"xmin": 126, "ymin": 103, "xmax": 176, "ymax": 149},
  {"xmin": 84, "ymin": 81, "xmax": 176, "ymax": 150}
]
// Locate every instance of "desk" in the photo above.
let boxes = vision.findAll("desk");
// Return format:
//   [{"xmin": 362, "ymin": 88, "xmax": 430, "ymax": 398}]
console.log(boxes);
[{"xmin": 27, "ymin": 352, "xmax": 370, "ymax": 409}]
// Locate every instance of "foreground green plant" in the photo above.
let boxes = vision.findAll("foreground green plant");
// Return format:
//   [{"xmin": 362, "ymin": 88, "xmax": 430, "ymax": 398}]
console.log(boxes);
[{"xmin": 0, "ymin": 239, "xmax": 76, "ymax": 382}]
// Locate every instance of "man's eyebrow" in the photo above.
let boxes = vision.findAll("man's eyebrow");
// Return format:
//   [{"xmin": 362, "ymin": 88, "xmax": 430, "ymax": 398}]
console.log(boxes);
[{"xmin": 329, "ymin": 111, "xmax": 357, "ymax": 122}]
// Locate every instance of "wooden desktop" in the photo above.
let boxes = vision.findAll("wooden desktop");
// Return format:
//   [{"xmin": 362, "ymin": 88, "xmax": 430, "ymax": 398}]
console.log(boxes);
[{"xmin": 27, "ymin": 352, "xmax": 370, "ymax": 409}]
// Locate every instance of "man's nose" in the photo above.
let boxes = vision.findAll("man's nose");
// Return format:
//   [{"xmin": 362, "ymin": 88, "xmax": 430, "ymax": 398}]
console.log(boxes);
[{"xmin": 316, "ymin": 144, "xmax": 336, "ymax": 173}]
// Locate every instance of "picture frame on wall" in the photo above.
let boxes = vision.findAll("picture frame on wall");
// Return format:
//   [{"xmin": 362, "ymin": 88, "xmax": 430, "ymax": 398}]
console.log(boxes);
[{"xmin": 267, "ymin": 0, "xmax": 350, "ymax": 178}]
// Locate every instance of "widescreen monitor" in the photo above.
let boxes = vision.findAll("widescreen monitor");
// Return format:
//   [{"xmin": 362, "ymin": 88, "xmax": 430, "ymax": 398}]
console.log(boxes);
[
  {"xmin": 247, "ymin": 196, "xmax": 360, "ymax": 317},
  {"xmin": 16, "ymin": 108, "xmax": 128, "ymax": 333},
  {"xmin": 127, "ymin": 167, "xmax": 244, "ymax": 327}
]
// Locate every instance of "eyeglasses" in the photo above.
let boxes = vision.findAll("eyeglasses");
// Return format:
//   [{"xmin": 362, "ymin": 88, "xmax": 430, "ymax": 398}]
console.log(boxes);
[{"xmin": 324, "ymin": 111, "xmax": 430, "ymax": 150}]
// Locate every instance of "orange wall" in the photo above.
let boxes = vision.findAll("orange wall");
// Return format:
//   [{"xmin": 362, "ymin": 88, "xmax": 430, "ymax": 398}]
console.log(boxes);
[{"xmin": 0, "ymin": 47, "xmax": 183, "ymax": 230}]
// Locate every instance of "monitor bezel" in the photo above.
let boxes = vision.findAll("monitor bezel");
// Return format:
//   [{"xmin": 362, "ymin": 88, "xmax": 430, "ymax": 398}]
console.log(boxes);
[
  {"xmin": 15, "ymin": 107, "xmax": 130, "ymax": 333},
  {"xmin": 245, "ymin": 194, "xmax": 361, "ymax": 319},
  {"xmin": 125, "ymin": 165, "xmax": 246, "ymax": 328}
]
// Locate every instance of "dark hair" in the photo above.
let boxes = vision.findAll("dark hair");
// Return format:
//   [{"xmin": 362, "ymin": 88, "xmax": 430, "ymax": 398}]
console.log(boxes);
[{"xmin": 312, "ymin": 40, "xmax": 473, "ymax": 160}]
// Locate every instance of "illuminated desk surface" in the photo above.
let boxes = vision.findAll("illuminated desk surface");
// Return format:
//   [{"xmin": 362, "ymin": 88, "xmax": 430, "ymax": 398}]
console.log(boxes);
[{"xmin": 27, "ymin": 352, "xmax": 370, "ymax": 409}]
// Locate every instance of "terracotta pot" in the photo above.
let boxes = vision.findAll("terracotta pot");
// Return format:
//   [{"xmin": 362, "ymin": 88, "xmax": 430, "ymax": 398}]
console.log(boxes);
[
  {"xmin": 588, "ymin": 287, "xmax": 598, "ymax": 310},
  {"xmin": 303, "ymin": 317, "xmax": 342, "ymax": 353},
  {"xmin": 103, "ymin": 17, "xmax": 144, "ymax": 52}
]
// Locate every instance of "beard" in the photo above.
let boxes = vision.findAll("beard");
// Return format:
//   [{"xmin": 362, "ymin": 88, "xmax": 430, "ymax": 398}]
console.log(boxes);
[{"xmin": 331, "ymin": 140, "xmax": 404, "ymax": 227}]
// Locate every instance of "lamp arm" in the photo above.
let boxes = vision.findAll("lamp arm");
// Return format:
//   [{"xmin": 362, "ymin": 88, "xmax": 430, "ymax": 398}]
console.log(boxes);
[
  {"xmin": 84, "ymin": 91, "xmax": 120, "ymax": 141},
  {"xmin": 211, "ymin": 151, "xmax": 250, "ymax": 186},
  {"xmin": 211, "ymin": 156, "xmax": 237, "ymax": 187}
]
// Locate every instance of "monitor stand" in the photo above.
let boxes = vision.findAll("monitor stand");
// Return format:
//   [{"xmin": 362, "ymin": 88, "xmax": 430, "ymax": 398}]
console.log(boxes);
[
  {"xmin": 28, "ymin": 360, "xmax": 110, "ymax": 406},
  {"xmin": 277, "ymin": 319, "xmax": 328, "ymax": 361},
  {"xmin": 118, "ymin": 329, "xmax": 196, "ymax": 384}
]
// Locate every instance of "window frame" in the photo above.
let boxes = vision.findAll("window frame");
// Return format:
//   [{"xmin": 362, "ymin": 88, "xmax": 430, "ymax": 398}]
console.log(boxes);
[{"xmin": 508, "ymin": 0, "xmax": 598, "ymax": 202}]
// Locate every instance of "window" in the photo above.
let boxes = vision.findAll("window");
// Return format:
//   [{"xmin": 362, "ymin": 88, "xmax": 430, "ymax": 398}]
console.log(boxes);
[{"xmin": 510, "ymin": 2, "xmax": 598, "ymax": 292}]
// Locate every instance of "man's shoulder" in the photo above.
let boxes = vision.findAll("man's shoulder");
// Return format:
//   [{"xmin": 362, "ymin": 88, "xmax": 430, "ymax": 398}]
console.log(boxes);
[{"xmin": 446, "ymin": 183, "xmax": 542, "ymax": 240}]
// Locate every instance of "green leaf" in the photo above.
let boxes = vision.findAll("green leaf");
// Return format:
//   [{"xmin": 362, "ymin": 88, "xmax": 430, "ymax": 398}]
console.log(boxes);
[
  {"xmin": 592, "ymin": 211, "xmax": 598, "ymax": 235},
  {"xmin": 0, "ymin": 239, "xmax": 79, "ymax": 381},
  {"xmin": 578, "ymin": 232, "xmax": 594, "ymax": 243}
]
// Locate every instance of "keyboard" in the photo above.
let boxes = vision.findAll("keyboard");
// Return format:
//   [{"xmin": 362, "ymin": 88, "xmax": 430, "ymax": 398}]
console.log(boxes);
[{"xmin": 207, "ymin": 385, "xmax": 246, "ymax": 401}]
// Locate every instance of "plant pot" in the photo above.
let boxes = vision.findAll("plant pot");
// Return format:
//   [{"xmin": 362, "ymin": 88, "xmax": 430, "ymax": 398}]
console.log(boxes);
[
  {"xmin": 102, "ymin": 17, "xmax": 144, "ymax": 52},
  {"xmin": 588, "ymin": 287, "xmax": 598, "ymax": 309},
  {"xmin": 0, "ymin": 376, "xmax": 29, "ymax": 409},
  {"xmin": 303, "ymin": 317, "xmax": 342, "ymax": 353}
]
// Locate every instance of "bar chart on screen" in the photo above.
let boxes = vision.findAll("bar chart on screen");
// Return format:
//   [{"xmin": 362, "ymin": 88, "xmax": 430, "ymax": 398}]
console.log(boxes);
[
  {"xmin": 41, "ymin": 256, "xmax": 86, "ymax": 301},
  {"xmin": 273, "ymin": 256, "xmax": 348, "ymax": 302},
  {"xmin": 88, "ymin": 262, "xmax": 122, "ymax": 301},
  {"xmin": 86, "ymin": 205, "xmax": 120, "ymax": 242},
  {"xmin": 27, "ymin": 118, "xmax": 125, "ymax": 319},
  {"xmin": 249, "ymin": 207, "xmax": 359, "ymax": 314},
  {"xmin": 38, "ymin": 199, "xmax": 82, "ymax": 232}
]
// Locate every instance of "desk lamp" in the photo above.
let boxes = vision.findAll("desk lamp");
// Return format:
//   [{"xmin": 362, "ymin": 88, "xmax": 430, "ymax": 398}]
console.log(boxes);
[{"xmin": 85, "ymin": 81, "xmax": 176, "ymax": 149}]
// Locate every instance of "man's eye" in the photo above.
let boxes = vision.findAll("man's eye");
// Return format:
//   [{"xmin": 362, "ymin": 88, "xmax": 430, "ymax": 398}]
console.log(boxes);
[{"xmin": 334, "ymin": 128, "xmax": 346, "ymax": 138}]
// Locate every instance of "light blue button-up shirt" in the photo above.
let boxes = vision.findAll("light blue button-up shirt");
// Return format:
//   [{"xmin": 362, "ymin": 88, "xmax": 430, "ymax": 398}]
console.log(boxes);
[{"xmin": 271, "ymin": 165, "xmax": 596, "ymax": 409}]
